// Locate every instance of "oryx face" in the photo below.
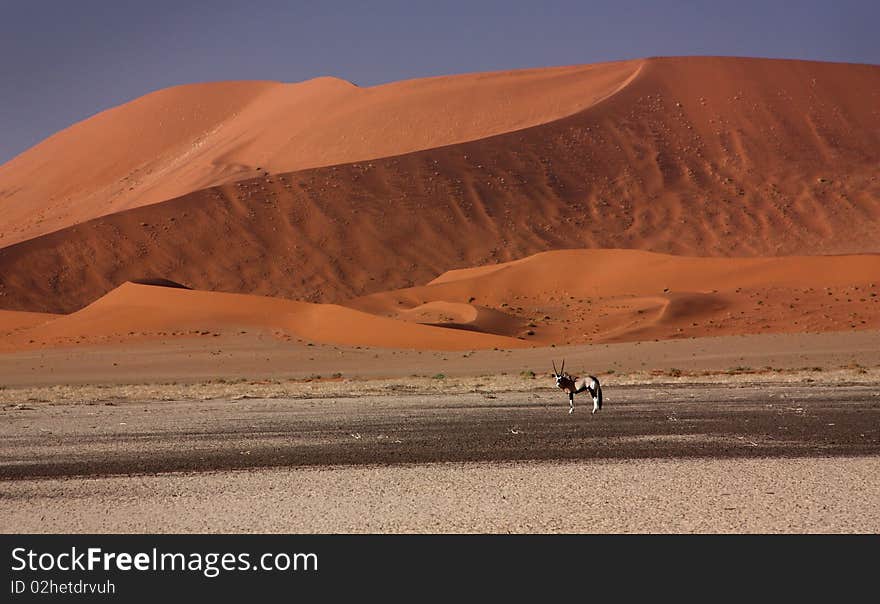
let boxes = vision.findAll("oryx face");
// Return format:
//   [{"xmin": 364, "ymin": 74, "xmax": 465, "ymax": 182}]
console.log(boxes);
[{"xmin": 552, "ymin": 359, "xmax": 566, "ymax": 388}]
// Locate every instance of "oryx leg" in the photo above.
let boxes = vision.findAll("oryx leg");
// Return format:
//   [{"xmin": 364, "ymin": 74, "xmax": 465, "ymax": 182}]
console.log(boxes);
[
  {"xmin": 568, "ymin": 392, "xmax": 574, "ymax": 414},
  {"xmin": 588, "ymin": 382, "xmax": 603, "ymax": 414}
]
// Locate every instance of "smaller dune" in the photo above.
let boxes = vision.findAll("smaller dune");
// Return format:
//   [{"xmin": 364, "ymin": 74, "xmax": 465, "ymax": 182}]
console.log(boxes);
[
  {"xmin": 659, "ymin": 292, "xmax": 732, "ymax": 323},
  {"xmin": 281, "ymin": 303, "xmax": 525, "ymax": 350},
  {"xmin": 398, "ymin": 301, "xmax": 480, "ymax": 324},
  {"xmin": 3, "ymin": 248, "xmax": 878, "ymax": 352},
  {"xmin": 396, "ymin": 301, "xmax": 526, "ymax": 337},
  {"xmin": 349, "ymin": 249, "xmax": 880, "ymax": 345},
  {"xmin": 0, "ymin": 310, "xmax": 60, "ymax": 334},
  {"xmin": 1, "ymin": 283, "xmax": 528, "ymax": 351}
]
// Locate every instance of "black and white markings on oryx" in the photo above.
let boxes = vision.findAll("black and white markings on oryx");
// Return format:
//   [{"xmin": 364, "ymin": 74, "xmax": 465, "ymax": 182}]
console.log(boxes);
[{"xmin": 552, "ymin": 360, "xmax": 603, "ymax": 415}]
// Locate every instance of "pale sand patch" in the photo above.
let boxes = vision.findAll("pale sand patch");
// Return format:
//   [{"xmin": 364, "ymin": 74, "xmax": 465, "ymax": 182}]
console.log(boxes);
[
  {"xmin": 2, "ymin": 457, "xmax": 876, "ymax": 534},
  {"xmin": 1, "ymin": 329, "xmax": 878, "ymax": 390},
  {"xmin": 2, "ymin": 367, "xmax": 879, "ymax": 407}
]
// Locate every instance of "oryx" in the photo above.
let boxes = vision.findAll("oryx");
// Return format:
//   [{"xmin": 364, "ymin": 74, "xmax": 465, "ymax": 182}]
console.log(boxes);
[{"xmin": 552, "ymin": 360, "xmax": 603, "ymax": 415}]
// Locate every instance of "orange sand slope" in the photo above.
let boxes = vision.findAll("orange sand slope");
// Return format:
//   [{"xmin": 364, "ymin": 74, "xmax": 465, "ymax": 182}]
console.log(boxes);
[
  {"xmin": 1, "ymin": 57, "xmax": 878, "ymax": 315},
  {"xmin": 0, "ymin": 310, "xmax": 59, "ymax": 333},
  {"xmin": 347, "ymin": 249, "xmax": 880, "ymax": 345},
  {"xmin": 2, "ymin": 250, "xmax": 878, "ymax": 351},
  {"xmin": 0, "ymin": 61, "xmax": 640, "ymax": 246},
  {"xmin": 0, "ymin": 283, "xmax": 527, "ymax": 351}
]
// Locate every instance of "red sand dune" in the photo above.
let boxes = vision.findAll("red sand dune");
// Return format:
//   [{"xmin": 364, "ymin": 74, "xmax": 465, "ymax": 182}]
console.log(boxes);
[
  {"xmin": 1, "ymin": 57, "xmax": 878, "ymax": 317},
  {"xmin": 0, "ymin": 56, "xmax": 878, "ymax": 353},
  {"xmin": 0, "ymin": 61, "xmax": 640, "ymax": 247},
  {"xmin": 2, "ymin": 249, "xmax": 877, "ymax": 351},
  {"xmin": 0, "ymin": 310, "xmax": 59, "ymax": 333},
  {"xmin": 347, "ymin": 249, "xmax": 880, "ymax": 345},
  {"xmin": 397, "ymin": 301, "xmax": 526, "ymax": 335},
  {"xmin": 0, "ymin": 283, "xmax": 527, "ymax": 351}
]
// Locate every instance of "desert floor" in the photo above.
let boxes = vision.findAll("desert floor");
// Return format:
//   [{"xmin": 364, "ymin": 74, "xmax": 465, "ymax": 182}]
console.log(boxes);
[
  {"xmin": 4, "ymin": 458, "xmax": 877, "ymax": 534},
  {"xmin": 1, "ymin": 333, "xmax": 878, "ymax": 533},
  {"xmin": 2, "ymin": 329, "xmax": 879, "ymax": 386}
]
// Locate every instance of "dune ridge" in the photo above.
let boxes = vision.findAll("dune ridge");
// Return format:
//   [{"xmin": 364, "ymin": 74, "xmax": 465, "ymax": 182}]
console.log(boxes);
[
  {"xmin": 0, "ymin": 61, "xmax": 641, "ymax": 247},
  {"xmin": 0, "ymin": 56, "xmax": 877, "ymax": 316}
]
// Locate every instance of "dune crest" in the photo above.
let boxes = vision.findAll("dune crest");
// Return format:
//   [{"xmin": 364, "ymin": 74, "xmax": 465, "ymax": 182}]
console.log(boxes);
[
  {"xmin": 0, "ymin": 61, "xmax": 641, "ymax": 246},
  {"xmin": 1, "ymin": 57, "xmax": 877, "ymax": 315}
]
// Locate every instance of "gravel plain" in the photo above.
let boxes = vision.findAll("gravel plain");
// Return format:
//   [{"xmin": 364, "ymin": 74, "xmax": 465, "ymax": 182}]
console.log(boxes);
[{"xmin": 2, "ymin": 377, "xmax": 878, "ymax": 533}]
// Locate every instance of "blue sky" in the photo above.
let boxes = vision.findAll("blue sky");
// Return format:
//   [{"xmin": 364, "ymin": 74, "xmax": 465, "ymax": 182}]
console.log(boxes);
[{"xmin": 1, "ymin": 0, "xmax": 877, "ymax": 164}]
